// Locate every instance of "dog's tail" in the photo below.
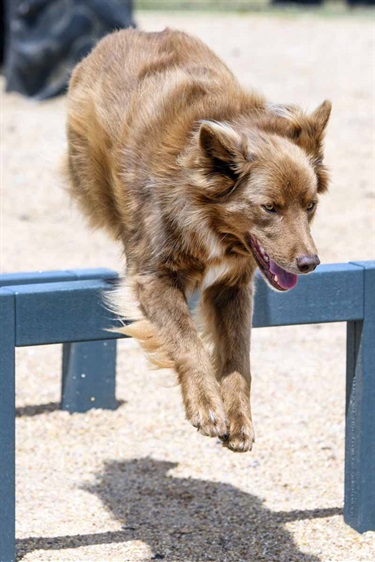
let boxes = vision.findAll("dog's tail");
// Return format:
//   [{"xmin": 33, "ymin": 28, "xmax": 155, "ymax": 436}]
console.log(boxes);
[{"xmin": 105, "ymin": 277, "xmax": 175, "ymax": 371}]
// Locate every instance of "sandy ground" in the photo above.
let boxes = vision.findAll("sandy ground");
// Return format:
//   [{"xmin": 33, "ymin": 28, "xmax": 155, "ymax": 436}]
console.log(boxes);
[{"xmin": 1, "ymin": 10, "xmax": 375, "ymax": 562}]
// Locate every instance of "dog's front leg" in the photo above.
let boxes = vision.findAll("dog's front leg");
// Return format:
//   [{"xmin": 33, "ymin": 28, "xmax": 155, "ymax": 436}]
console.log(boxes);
[
  {"xmin": 200, "ymin": 283, "xmax": 255, "ymax": 452},
  {"xmin": 135, "ymin": 274, "xmax": 228, "ymax": 439}
]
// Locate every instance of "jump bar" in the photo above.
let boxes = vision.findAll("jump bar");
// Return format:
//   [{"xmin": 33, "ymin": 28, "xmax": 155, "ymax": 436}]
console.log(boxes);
[{"xmin": 1, "ymin": 263, "xmax": 365, "ymax": 348}]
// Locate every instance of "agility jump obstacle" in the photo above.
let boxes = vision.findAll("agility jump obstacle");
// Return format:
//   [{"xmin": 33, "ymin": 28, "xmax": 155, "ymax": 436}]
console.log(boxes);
[{"xmin": 0, "ymin": 262, "xmax": 374, "ymax": 562}]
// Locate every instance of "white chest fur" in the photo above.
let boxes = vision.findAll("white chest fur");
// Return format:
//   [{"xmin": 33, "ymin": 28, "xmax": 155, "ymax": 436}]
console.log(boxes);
[{"xmin": 201, "ymin": 261, "xmax": 233, "ymax": 291}]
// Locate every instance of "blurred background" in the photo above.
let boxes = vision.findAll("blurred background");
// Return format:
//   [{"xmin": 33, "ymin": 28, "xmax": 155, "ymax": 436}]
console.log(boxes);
[{"xmin": 1, "ymin": 0, "xmax": 374, "ymax": 100}]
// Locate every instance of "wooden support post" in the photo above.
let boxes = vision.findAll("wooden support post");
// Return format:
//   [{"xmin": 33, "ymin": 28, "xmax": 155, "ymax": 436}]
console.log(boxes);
[
  {"xmin": 345, "ymin": 262, "xmax": 375, "ymax": 532},
  {"xmin": 0, "ymin": 289, "xmax": 16, "ymax": 562},
  {"xmin": 62, "ymin": 340, "xmax": 117, "ymax": 412}
]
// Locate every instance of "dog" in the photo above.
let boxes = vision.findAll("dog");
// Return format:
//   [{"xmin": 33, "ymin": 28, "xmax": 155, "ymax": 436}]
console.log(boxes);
[{"xmin": 66, "ymin": 28, "xmax": 331, "ymax": 452}]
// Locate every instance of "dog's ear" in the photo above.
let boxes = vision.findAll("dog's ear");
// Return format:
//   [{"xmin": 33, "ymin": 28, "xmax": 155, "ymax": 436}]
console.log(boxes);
[
  {"xmin": 310, "ymin": 100, "xmax": 332, "ymax": 135},
  {"xmin": 267, "ymin": 100, "xmax": 332, "ymax": 142},
  {"xmin": 197, "ymin": 121, "xmax": 250, "ymax": 195},
  {"xmin": 179, "ymin": 121, "xmax": 251, "ymax": 199},
  {"xmin": 264, "ymin": 101, "xmax": 331, "ymax": 194},
  {"xmin": 307, "ymin": 101, "xmax": 332, "ymax": 194}
]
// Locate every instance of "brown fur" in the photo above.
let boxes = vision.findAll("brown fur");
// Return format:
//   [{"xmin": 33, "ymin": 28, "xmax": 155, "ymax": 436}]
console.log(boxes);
[{"xmin": 66, "ymin": 28, "xmax": 331, "ymax": 452}]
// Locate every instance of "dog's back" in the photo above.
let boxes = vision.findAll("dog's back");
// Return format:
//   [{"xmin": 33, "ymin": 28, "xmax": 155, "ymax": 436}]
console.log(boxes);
[{"xmin": 66, "ymin": 28, "xmax": 251, "ymax": 239}]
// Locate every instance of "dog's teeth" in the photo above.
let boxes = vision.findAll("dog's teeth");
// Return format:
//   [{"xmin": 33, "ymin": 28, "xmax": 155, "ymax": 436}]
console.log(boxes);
[
  {"xmin": 264, "ymin": 255, "xmax": 269, "ymax": 262},
  {"xmin": 274, "ymin": 275, "xmax": 279, "ymax": 283},
  {"xmin": 259, "ymin": 246, "xmax": 265, "ymax": 254}
]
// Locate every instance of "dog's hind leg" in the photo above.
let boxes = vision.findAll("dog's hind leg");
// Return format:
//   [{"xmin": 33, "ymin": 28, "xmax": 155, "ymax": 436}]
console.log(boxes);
[{"xmin": 199, "ymin": 282, "xmax": 255, "ymax": 452}]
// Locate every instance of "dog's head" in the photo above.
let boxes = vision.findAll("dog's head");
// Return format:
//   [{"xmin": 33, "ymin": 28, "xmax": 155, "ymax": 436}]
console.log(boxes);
[{"xmin": 181, "ymin": 101, "xmax": 331, "ymax": 291}]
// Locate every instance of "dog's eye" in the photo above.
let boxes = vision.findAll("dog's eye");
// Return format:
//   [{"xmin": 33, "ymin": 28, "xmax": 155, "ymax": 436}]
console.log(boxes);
[
  {"xmin": 306, "ymin": 202, "xmax": 316, "ymax": 212},
  {"xmin": 262, "ymin": 204, "xmax": 277, "ymax": 214}
]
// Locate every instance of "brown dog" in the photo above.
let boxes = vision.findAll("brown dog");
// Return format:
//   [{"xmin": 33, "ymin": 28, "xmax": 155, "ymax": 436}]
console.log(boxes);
[{"xmin": 66, "ymin": 28, "xmax": 331, "ymax": 452}]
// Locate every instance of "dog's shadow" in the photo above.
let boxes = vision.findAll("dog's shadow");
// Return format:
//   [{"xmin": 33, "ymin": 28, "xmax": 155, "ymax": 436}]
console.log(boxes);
[{"xmin": 17, "ymin": 456, "xmax": 341, "ymax": 561}]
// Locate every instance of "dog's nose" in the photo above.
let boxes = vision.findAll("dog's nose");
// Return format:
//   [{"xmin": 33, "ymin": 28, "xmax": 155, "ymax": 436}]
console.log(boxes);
[{"xmin": 296, "ymin": 254, "xmax": 320, "ymax": 273}]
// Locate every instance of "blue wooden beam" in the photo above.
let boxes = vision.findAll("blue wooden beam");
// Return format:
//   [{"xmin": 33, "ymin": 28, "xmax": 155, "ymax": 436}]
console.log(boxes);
[
  {"xmin": 1, "ymin": 264, "xmax": 365, "ymax": 351},
  {"xmin": 9, "ymin": 280, "xmax": 120, "ymax": 346},
  {"xmin": 0, "ymin": 268, "xmax": 117, "ymax": 287},
  {"xmin": 253, "ymin": 263, "xmax": 364, "ymax": 327}
]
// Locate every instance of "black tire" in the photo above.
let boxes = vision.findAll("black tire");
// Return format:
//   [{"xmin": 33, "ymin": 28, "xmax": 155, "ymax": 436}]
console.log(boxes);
[{"xmin": 4, "ymin": 0, "xmax": 135, "ymax": 99}]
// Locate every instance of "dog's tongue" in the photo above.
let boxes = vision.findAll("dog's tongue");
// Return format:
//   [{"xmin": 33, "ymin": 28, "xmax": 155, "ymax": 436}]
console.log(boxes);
[{"xmin": 269, "ymin": 259, "xmax": 298, "ymax": 290}]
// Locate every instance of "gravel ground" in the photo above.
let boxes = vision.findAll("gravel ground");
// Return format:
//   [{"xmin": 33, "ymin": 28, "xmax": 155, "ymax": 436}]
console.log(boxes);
[{"xmin": 2, "ymin": 10, "xmax": 375, "ymax": 562}]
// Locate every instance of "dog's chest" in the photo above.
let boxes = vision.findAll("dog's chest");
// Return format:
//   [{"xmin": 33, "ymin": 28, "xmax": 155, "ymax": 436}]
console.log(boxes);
[{"xmin": 201, "ymin": 260, "xmax": 234, "ymax": 291}]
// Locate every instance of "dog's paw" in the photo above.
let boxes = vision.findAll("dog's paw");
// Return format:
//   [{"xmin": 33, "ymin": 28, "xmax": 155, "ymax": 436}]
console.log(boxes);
[
  {"xmin": 186, "ymin": 400, "xmax": 228, "ymax": 439},
  {"xmin": 222, "ymin": 417, "xmax": 255, "ymax": 453}
]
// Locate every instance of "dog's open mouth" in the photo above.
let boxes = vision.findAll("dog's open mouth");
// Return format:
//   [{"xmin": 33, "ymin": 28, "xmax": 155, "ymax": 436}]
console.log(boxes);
[{"xmin": 246, "ymin": 235, "xmax": 298, "ymax": 291}]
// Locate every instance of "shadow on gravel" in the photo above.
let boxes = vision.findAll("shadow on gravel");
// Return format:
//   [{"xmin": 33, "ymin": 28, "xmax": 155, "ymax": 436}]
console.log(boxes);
[
  {"xmin": 15, "ymin": 402, "xmax": 61, "ymax": 417},
  {"xmin": 17, "ymin": 457, "xmax": 342, "ymax": 561},
  {"xmin": 16, "ymin": 400, "xmax": 126, "ymax": 417}
]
